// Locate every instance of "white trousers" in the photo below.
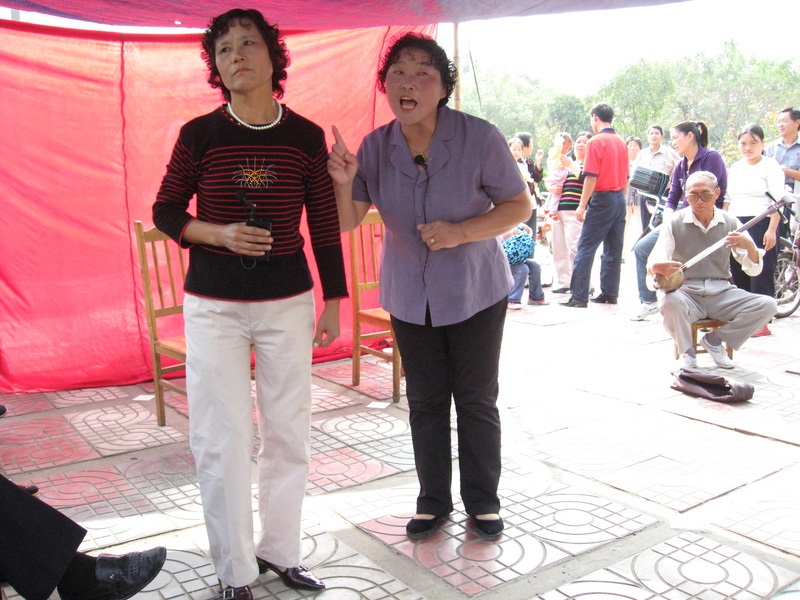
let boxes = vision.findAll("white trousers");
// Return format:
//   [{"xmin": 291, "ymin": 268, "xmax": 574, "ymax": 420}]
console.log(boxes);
[
  {"xmin": 661, "ymin": 279, "xmax": 777, "ymax": 355},
  {"xmin": 184, "ymin": 291, "xmax": 315, "ymax": 588},
  {"xmin": 552, "ymin": 210, "xmax": 583, "ymax": 289}
]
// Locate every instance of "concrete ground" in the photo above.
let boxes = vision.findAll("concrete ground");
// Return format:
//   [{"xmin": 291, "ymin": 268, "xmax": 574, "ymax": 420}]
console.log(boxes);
[{"xmin": 2, "ymin": 259, "xmax": 800, "ymax": 600}]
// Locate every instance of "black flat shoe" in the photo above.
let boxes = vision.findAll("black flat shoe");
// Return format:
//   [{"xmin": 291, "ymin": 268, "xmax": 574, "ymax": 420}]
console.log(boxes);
[
  {"xmin": 551, "ymin": 287, "xmax": 570, "ymax": 294},
  {"xmin": 471, "ymin": 516, "xmax": 504, "ymax": 541},
  {"xmin": 406, "ymin": 514, "xmax": 448, "ymax": 540},
  {"xmin": 590, "ymin": 294, "xmax": 618, "ymax": 304},
  {"xmin": 560, "ymin": 297, "xmax": 587, "ymax": 308},
  {"xmin": 60, "ymin": 547, "xmax": 167, "ymax": 600},
  {"xmin": 256, "ymin": 557, "xmax": 325, "ymax": 591},
  {"xmin": 0, "ymin": 405, "xmax": 6, "ymax": 418}
]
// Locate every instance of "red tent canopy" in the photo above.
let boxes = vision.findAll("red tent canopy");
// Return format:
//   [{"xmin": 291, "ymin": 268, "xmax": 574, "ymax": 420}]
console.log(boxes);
[{"xmin": 2, "ymin": 0, "xmax": 685, "ymax": 29}]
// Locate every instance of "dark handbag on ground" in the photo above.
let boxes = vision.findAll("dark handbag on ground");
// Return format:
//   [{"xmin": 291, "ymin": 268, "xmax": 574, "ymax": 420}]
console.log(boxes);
[{"xmin": 671, "ymin": 368, "xmax": 754, "ymax": 402}]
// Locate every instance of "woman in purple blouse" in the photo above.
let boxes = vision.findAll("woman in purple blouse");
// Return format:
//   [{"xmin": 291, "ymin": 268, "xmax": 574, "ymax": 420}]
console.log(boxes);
[{"xmin": 328, "ymin": 33, "xmax": 531, "ymax": 541}]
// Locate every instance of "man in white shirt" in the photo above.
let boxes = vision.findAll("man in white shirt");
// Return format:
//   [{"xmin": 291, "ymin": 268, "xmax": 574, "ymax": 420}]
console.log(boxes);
[
  {"xmin": 766, "ymin": 107, "xmax": 800, "ymax": 193},
  {"xmin": 648, "ymin": 171, "xmax": 777, "ymax": 370}
]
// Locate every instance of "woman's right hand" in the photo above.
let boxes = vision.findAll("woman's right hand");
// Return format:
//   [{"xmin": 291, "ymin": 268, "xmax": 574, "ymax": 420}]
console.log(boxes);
[
  {"xmin": 217, "ymin": 222, "xmax": 272, "ymax": 257},
  {"xmin": 327, "ymin": 125, "xmax": 358, "ymax": 185}
]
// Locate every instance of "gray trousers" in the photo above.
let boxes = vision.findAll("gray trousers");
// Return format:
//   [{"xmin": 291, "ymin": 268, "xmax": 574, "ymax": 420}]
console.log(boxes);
[{"xmin": 661, "ymin": 279, "xmax": 777, "ymax": 355}]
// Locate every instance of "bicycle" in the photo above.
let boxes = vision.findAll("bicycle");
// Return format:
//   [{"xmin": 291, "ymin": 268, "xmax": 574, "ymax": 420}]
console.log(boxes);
[{"xmin": 774, "ymin": 197, "xmax": 800, "ymax": 318}]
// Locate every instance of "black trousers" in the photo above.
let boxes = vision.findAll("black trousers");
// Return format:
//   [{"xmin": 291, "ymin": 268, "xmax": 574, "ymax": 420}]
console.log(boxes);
[
  {"xmin": 0, "ymin": 474, "xmax": 86, "ymax": 600},
  {"xmin": 391, "ymin": 298, "xmax": 505, "ymax": 516},
  {"xmin": 730, "ymin": 217, "xmax": 778, "ymax": 297}
]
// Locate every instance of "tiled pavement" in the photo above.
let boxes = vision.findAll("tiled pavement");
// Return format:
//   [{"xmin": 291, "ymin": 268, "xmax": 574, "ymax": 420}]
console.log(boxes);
[{"xmin": 3, "ymin": 267, "xmax": 800, "ymax": 599}]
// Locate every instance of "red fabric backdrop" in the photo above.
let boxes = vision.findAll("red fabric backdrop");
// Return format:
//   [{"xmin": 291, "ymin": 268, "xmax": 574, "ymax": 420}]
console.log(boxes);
[{"xmin": 0, "ymin": 20, "xmax": 433, "ymax": 393}]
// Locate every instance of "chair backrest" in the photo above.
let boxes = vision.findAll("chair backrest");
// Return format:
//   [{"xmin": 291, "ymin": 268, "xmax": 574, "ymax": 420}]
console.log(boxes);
[
  {"xmin": 134, "ymin": 221, "xmax": 187, "ymax": 342},
  {"xmin": 349, "ymin": 209, "xmax": 385, "ymax": 314}
]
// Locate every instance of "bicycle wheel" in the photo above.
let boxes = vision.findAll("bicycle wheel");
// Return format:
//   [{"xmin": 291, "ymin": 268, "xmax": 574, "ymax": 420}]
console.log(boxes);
[{"xmin": 774, "ymin": 249, "xmax": 800, "ymax": 318}]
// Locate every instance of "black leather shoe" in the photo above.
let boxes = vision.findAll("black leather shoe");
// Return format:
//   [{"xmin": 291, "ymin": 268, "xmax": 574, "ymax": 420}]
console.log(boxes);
[
  {"xmin": 256, "ymin": 557, "xmax": 325, "ymax": 590},
  {"xmin": 471, "ymin": 516, "xmax": 504, "ymax": 540},
  {"xmin": 60, "ymin": 547, "xmax": 167, "ymax": 600},
  {"xmin": 591, "ymin": 294, "xmax": 618, "ymax": 304},
  {"xmin": 19, "ymin": 483, "xmax": 39, "ymax": 495},
  {"xmin": 0, "ymin": 405, "xmax": 6, "ymax": 418},
  {"xmin": 551, "ymin": 287, "xmax": 570, "ymax": 294},
  {"xmin": 560, "ymin": 297, "xmax": 587, "ymax": 308},
  {"xmin": 218, "ymin": 585, "xmax": 253, "ymax": 600},
  {"xmin": 406, "ymin": 514, "xmax": 448, "ymax": 540}
]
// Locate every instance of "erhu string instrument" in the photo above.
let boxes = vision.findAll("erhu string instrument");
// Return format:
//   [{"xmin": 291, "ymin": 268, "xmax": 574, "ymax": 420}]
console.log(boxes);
[{"xmin": 654, "ymin": 192, "xmax": 792, "ymax": 293}]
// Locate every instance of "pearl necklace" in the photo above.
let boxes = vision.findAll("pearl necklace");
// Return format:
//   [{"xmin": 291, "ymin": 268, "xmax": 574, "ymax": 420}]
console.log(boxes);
[{"xmin": 227, "ymin": 100, "xmax": 283, "ymax": 130}]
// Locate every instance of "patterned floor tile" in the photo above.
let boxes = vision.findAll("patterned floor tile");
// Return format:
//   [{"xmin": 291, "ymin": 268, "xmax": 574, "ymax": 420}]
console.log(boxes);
[
  {"xmin": 351, "ymin": 432, "xmax": 417, "ymax": 471},
  {"xmin": 28, "ymin": 466, "xmax": 135, "ymax": 507},
  {"xmin": 537, "ymin": 532, "xmax": 800, "ymax": 599},
  {"xmin": 48, "ymin": 386, "xmax": 135, "ymax": 408},
  {"xmin": 713, "ymin": 469, "xmax": 800, "ymax": 557},
  {"xmin": 312, "ymin": 410, "xmax": 409, "ymax": 447},
  {"xmin": 310, "ymin": 384, "xmax": 363, "ymax": 413},
  {"xmin": 336, "ymin": 468, "xmax": 656, "ymax": 596},
  {"xmin": 525, "ymin": 410, "xmax": 800, "ymax": 512},
  {"xmin": 66, "ymin": 403, "xmax": 186, "ymax": 456},
  {"xmin": 307, "ymin": 446, "xmax": 401, "ymax": 495},
  {"xmin": 313, "ymin": 356, "xmax": 405, "ymax": 401},
  {"xmin": 0, "ymin": 416, "xmax": 100, "ymax": 474},
  {"xmin": 0, "ymin": 391, "xmax": 54, "ymax": 416}
]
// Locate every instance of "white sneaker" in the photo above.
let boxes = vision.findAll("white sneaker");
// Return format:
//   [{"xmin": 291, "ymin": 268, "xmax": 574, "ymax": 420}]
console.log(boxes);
[
  {"xmin": 630, "ymin": 302, "xmax": 659, "ymax": 321},
  {"xmin": 677, "ymin": 354, "xmax": 697, "ymax": 370},
  {"xmin": 507, "ymin": 302, "xmax": 522, "ymax": 310},
  {"xmin": 700, "ymin": 335, "xmax": 735, "ymax": 369}
]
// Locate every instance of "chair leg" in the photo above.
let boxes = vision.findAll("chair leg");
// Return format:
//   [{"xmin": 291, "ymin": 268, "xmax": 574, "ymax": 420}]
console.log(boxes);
[
  {"xmin": 153, "ymin": 378, "xmax": 166, "ymax": 427},
  {"xmin": 352, "ymin": 326, "xmax": 361, "ymax": 387},
  {"xmin": 151, "ymin": 354, "xmax": 167, "ymax": 427}
]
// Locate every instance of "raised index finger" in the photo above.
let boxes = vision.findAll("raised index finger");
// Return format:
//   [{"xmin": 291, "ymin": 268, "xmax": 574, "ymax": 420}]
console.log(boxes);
[{"xmin": 332, "ymin": 125, "xmax": 348, "ymax": 152}]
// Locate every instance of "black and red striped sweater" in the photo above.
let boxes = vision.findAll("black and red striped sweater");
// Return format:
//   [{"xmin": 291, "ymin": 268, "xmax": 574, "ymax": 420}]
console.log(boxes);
[{"xmin": 154, "ymin": 105, "xmax": 347, "ymax": 302}]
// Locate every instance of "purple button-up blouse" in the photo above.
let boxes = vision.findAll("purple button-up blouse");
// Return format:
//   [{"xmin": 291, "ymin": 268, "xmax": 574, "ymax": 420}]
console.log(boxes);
[{"xmin": 352, "ymin": 106, "xmax": 527, "ymax": 326}]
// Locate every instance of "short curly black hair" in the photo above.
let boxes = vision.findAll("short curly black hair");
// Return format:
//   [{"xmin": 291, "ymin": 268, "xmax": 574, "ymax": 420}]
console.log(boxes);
[
  {"xmin": 200, "ymin": 8, "xmax": 290, "ymax": 101},
  {"xmin": 377, "ymin": 33, "xmax": 457, "ymax": 108}
]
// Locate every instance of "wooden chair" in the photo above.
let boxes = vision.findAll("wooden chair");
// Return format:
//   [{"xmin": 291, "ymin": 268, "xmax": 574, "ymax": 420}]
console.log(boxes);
[
  {"xmin": 674, "ymin": 318, "xmax": 734, "ymax": 360},
  {"xmin": 350, "ymin": 210, "xmax": 402, "ymax": 402},
  {"xmin": 134, "ymin": 221, "xmax": 187, "ymax": 426}
]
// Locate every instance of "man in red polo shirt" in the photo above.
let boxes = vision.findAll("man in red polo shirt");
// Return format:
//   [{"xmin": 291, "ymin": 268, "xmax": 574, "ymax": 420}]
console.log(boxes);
[{"xmin": 561, "ymin": 103, "xmax": 629, "ymax": 308}]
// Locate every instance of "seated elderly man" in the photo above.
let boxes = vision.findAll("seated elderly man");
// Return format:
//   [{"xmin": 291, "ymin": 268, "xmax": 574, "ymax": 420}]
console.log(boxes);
[{"xmin": 648, "ymin": 171, "xmax": 777, "ymax": 369}]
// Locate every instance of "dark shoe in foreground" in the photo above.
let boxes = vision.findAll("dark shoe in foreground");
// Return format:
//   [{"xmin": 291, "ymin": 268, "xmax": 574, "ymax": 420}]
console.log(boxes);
[
  {"xmin": 256, "ymin": 557, "xmax": 325, "ymax": 590},
  {"xmin": 471, "ymin": 516, "xmax": 504, "ymax": 540},
  {"xmin": 19, "ymin": 483, "xmax": 39, "ymax": 495},
  {"xmin": 60, "ymin": 547, "xmax": 167, "ymax": 600},
  {"xmin": 405, "ymin": 514, "xmax": 449, "ymax": 540},
  {"xmin": 218, "ymin": 585, "xmax": 253, "ymax": 600},
  {"xmin": 0, "ymin": 405, "xmax": 6, "ymax": 417},
  {"xmin": 560, "ymin": 297, "xmax": 587, "ymax": 308},
  {"xmin": 590, "ymin": 294, "xmax": 618, "ymax": 304}
]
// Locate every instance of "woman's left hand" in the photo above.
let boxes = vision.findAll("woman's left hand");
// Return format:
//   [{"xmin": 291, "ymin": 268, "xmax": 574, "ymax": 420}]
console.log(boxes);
[
  {"xmin": 763, "ymin": 229, "xmax": 777, "ymax": 252},
  {"xmin": 418, "ymin": 221, "xmax": 463, "ymax": 250},
  {"xmin": 313, "ymin": 300, "xmax": 341, "ymax": 348}
]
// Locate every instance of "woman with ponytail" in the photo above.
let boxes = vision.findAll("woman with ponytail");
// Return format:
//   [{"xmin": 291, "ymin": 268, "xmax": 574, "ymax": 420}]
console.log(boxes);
[{"xmin": 667, "ymin": 121, "xmax": 727, "ymax": 212}]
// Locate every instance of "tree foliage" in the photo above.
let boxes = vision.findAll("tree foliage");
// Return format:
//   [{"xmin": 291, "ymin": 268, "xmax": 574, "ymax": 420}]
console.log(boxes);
[{"xmin": 459, "ymin": 41, "xmax": 800, "ymax": 164}]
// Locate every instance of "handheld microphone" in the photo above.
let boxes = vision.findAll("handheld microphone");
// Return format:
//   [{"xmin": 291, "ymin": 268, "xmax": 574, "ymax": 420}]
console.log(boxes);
[
  {"xmin": 237, "ymin": 189, "xmax": 272, "ymax": 262},
  {"xmin": 414, "ymin": 154, "xmax": 426, "ymax": 167}
]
